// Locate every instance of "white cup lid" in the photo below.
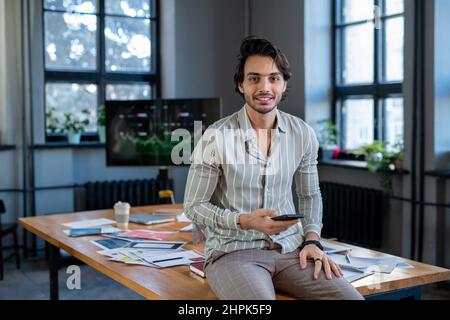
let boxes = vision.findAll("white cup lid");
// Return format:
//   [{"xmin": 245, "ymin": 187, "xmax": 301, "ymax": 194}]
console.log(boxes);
[{"xmin": 114, "ymin": 201, "xmax": 130, "ymax": 209}]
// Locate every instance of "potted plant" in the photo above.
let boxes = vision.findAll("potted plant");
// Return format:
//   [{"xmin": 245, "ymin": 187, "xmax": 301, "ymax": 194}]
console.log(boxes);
[
  {"xmin": 45, "ymin": 106, "xmax": 61, "ymax": 134},
  {"xmin": 61, "ymin": 109, "xmax": 91, "ymax": 144},
  {"xmin": 316, "ymin": 118, "xmax": 338, "ymax": 160},
  {"xmin": 97, "ymin": 104, "xmax": 106, "ymax": 143},
  {"xmin": 354, "ymin": 140, "xmax": 404, "ymax": 194}
]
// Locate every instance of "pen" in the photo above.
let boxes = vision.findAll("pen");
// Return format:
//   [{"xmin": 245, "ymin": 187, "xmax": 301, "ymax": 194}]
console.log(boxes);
[
  {"xmin": 152, "ymin": 256, "xmax": 183, "ymax": 263},
  {"xmin": 345, "ymin": 254, "xmax": 352, "ymax": 264},
  {"xmin": 339, "ymin": 264, "xmax": 365, "ymax": 273}
]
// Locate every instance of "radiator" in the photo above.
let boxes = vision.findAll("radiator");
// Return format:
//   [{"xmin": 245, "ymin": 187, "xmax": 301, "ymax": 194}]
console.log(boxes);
[
  {"xmin": 320, "ymin": 182, "xmax": 383, "ymax": 248},
  {"xmin": 83, "ymin": 177, "xmax": 174, "ymax": 210}
]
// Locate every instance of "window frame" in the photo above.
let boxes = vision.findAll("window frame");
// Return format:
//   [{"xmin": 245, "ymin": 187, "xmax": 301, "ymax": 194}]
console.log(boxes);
[
  {"xmin": 332, "ymin": 0, "xmax": 404, "ymax": 151},
  {"xmin": 42, "ymin": 0, "xmax": 161, "ymax": 142}
]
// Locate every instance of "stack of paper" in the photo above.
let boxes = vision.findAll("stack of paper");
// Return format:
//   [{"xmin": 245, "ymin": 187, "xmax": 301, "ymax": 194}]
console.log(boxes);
[
  {"xmin": 62, "ymin": 218, "xmax": 117, "ymax": 229},
  {"xmin": 91, "ymin": 239, "xmax": 185, "ymax": 251},
  {"xmin": 98, "ymin": 247, "xmax": 204, "ymax": 268},
  {"xmin": 105, "ymin": 229, "xmax": 177, "ymax": 241},
  {"xmin": 98, "ymin": 248, "xmax": 175, "ymax": 266},
  {"xmin": 136, "ymin": 250, "xmax": 204, "ymax": 268},
  {"xmin": 327, "ymin": 252, "xmax": 414, "ymax": 282},
  {"xmin": 320, "ymin": 240, "xmax": 352, "ymax": 254}
]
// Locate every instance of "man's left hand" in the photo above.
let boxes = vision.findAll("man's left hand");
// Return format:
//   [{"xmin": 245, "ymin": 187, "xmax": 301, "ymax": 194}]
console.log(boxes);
[{"xmin": 299, "ymin": 244, "xmax": 344, "ymax": 280}]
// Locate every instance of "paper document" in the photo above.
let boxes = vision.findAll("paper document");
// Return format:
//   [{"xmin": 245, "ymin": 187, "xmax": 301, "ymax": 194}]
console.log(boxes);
[
  {"xmin": 90, "ymin": 238, "xmax": 131, "ymax": 250},
  {"xmin": 127, "ymin": 241, "xmax": 185, "ymax": 250},
  {"xmin": 177, "ymin": 213, "xmax": 191, "ymax": 222},
  {"xmin": 351, "ymin": 256, "xmax": 399, "ymax": 273},
  {"xmin": 111, "ymin": 229, "xmax": 177, "ymax": 241},
  {"xmin": 141, "ymin": 250, "xmax": 204, "ymax": 268},
  {"xmin": 180, "ymin": 223, "xmax": 194, "ymax": 232},
  {"xmin": 396, "ymin": 261, "xmax": 414, "ymax": 269},
  {"xmin": 328, "ymin": 253, "xmax": 407, "ymax": 274},
  {"xmin": 98, "ymin": 248, "xmax": 173, "ymax": 267},
  {"xmin": 62, "ymin": 218, "xmax": 116, "ymax": 229},
  {"xmin": 321, "ymin": 240, "xmax": 352, "ymax": 254},
  {"xmin": 342, "ymin": 269, "xmax": 374, "ymax": 283}
]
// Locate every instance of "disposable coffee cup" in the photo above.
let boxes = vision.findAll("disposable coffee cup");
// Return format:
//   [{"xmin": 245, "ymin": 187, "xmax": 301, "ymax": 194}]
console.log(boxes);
[{"xmin": 114, "ymin": 201, "xmax": 130, "ymax": 228}]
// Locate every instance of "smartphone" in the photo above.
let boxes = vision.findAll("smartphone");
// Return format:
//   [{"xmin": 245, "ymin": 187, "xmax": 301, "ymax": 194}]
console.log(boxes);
[{"xmin": 271, "ymin": 214, "xmax": 304, "ymax": 221}]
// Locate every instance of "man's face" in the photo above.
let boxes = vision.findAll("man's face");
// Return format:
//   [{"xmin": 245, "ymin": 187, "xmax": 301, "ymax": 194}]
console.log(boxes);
[{"xmin": 239, "ymin": 55, "xmax": 287, "ymax": 114}]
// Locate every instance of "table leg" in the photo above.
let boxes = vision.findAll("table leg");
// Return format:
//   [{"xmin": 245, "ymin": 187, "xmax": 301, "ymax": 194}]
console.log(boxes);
[{"xmin": 49, "ymin": 243, "xmax": 59, "ymax": 300}]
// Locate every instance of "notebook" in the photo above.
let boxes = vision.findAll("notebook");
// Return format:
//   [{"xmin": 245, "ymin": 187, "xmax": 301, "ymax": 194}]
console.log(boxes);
[
  {"xmin": 68, "ymin": 228, "xmax": 103, "ymax": 237},
  {"xmin": 129, "ymin": 214, "xmax": 175, "ymax": 225},
  {"xmin": 190, "ymin": 262, "xmax": 206, "ymax": 278}
]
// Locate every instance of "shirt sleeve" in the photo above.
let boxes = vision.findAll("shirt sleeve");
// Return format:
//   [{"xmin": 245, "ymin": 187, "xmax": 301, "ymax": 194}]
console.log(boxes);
[
  {"xmin": 294, "ymin": 125, "xmax": 323, "ymax": 237},
  {"xmin": 183, "ymin": 128, "xmax": 243, "ymax": 230}
]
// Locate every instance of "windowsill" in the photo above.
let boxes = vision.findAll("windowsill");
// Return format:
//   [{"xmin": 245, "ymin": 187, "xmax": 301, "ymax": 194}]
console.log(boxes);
[
  {"xmin": 32, "ymin": 142, "xmax": 105, "ymax": 149},
  {"xmin": 0, "ymin": 145, "xmax": 16, "ymax": 151},
  {"xmin": 319, "ymin": 159, "xmax": 409, "ymax": 175},
  {"xmin": 319, "ymin": 159, "xmax": 368, "ymax": 170},
  {"xmin": 425, "ymin": 170, "xmax": 450, "ymax": 179}
]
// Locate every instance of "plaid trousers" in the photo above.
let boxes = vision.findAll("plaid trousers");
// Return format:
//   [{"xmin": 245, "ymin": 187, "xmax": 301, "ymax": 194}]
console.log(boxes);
[{"xmin": 205, "ymin": 247, "xmax": 364, "ymax": 300}]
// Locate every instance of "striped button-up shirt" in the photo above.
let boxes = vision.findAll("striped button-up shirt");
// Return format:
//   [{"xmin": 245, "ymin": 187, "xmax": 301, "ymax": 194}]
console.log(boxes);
[{"xmin": 184, "ymin": 105, "xmax": 323, "ymax": 260}]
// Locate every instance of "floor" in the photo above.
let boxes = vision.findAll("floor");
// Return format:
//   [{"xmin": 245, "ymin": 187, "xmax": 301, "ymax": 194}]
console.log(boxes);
[{"xmin": 0, "ymin": 253, "xmax": 449, "ymax": 300}]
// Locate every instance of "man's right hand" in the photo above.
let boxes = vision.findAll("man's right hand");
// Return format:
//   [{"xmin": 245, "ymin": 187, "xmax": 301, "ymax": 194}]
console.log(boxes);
[{"xmin": 239, "ymin": 209, "xmax": 299, "ymax": 235}]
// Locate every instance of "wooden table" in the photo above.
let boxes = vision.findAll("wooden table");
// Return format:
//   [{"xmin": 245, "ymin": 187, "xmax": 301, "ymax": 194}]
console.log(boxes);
[{"xmin": 18, "ymin": 204, "xmax": 450, "ymax": 300}]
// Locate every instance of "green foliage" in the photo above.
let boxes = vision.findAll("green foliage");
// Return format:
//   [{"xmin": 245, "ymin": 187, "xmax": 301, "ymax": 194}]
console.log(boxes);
[
  {"xmin": 61, "ymin": 109, "xmax": 91, "ymax": 134},
  {"xmin": 316, "ymin": 118, "xmax": 338, "ymax": 147},
  {"xmin": 97, "ymin": 104, "xmax": 106, "ymax": 126},
  {"xmin": 354, "ymin": 139, "xmax": 405, "ymax": 194},
  {"xmin": 46, "ymin": 107, "xmax": 91, "ymax": 134},
  {"xmin": 354, "ymin": 140, "xmax": 404, "ymax": 173},
  {"xmin": 45, "ymin": 106, "xmax": 61, "ymax": 133}
]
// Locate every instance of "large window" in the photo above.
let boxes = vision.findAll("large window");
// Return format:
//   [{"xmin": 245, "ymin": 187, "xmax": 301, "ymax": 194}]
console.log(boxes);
[
  {"xmin": 334, "ymin": 0, "xmax": 404, "ymax": 151},
  {"xmin": 43, "ymin": 0, "xmax": 159, "ymax": 141}
]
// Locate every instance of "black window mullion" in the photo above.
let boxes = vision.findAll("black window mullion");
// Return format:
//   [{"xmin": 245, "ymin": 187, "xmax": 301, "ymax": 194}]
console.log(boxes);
[
  {"xmin": 45, "ymin": 71, "xmax": 97, "ymax": 82},
  {"xmin": 104, "ymin": 73, "xmax": 157, "ymax": 82},
  {"xmin": 98, "ymin": 0, "xmax": 105, "ymax": 126},
  {"xmin": 381, "ymin": 98, "xmax": 386, "ymax": 141},
  {"xmin": 154, "ymin": 0, "xmax": 161, "ymax": 97},
  {"xmin": 374, "ymin": 0, "xmax": 380, "ymax": 141},
  {"xmin": 332, "ymin": 0, "xmax": 338, "ymax": 129}
]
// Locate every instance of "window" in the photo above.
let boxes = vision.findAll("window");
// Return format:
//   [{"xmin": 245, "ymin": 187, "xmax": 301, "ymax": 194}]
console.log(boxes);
[
  {"xmin": 43, "ymin": 0, "xmax": 159, "ymax": 141},
  {"xmin": 333, "ymin": 0, "xmax": 404, "ymax": 151}
]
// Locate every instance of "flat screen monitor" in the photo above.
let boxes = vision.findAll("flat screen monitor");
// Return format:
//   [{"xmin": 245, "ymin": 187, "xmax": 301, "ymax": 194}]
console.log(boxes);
[{"xmin": 105, "ymin": 98, "xmax": 222, "ymax": 166}]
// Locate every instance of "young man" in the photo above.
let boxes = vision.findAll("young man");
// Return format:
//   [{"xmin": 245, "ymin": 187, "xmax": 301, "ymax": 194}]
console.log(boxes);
[{"xmin": 184, "ymin": 36, "xmax": 363, "ymax": 300}]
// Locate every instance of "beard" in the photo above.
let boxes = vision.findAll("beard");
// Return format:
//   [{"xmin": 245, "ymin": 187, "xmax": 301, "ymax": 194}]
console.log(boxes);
[{"xmin": 244, "ymin": 93, "xmax": 280, "ymax": 115}]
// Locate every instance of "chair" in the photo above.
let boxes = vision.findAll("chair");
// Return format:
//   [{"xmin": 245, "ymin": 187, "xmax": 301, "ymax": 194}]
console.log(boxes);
[
  {"xmin": 0, "ymin": 200, "xmax": 21, "ymax": 280},
  {"xmin": 158, "ymin": 189, "xmax": 175, "ymax": 204}
]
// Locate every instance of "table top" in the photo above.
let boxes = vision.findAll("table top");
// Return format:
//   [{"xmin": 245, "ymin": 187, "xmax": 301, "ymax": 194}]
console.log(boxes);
[{"xmin": 18, "ymin": 204, "xmax": 450, "ymax": 299}]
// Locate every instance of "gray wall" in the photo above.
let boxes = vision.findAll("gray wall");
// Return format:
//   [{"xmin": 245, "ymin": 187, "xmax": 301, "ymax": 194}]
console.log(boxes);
[
  {"xmin": 0, "ymin": 0, "xmax": 25, "ymax": 228},
  {"xmin": 250, "ymin": 0, "xmax": 305, "ymax": 119},
  {"xmin": 432, "ymin": 0, "xmax": 450, "ymax": 266}
]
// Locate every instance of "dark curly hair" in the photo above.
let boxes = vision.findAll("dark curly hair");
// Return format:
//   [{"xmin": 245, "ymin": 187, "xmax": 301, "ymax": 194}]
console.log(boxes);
[{"xmin": 233, "ymin": 36, "xmax": 291, "ymax": 101}]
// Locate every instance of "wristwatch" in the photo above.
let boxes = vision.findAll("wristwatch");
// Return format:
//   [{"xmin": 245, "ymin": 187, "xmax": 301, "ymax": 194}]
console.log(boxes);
[{"xmin": 300, "ymin": 240, "xmax": 324, "ymax": 251}]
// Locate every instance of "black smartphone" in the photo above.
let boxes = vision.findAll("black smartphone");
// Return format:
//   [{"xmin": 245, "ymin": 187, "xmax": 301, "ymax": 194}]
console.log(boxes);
[{"xmin": 271, "ymin": 214, "xmax": 304, "ymax": 221}]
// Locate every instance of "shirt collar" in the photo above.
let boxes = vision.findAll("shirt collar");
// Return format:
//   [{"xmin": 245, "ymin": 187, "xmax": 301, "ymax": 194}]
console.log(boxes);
[{"xmin": 237, "ymin": 105, "xmax": 287, "ymax": 140}]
